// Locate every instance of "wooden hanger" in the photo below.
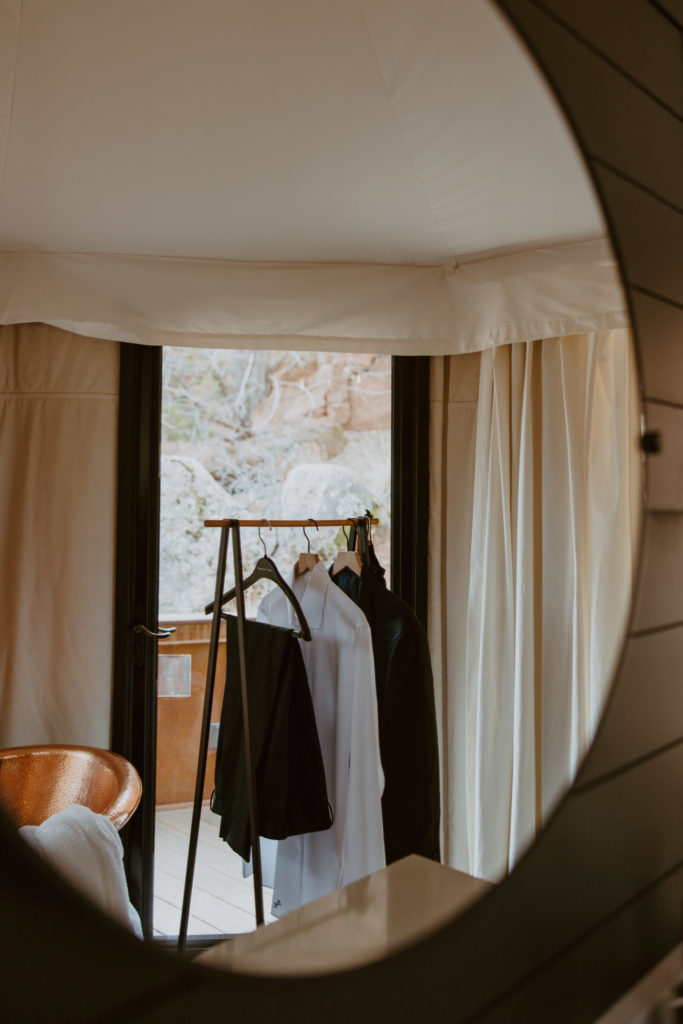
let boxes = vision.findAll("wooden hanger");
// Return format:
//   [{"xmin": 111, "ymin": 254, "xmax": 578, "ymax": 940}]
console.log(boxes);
[
  {"xmin": 330, "ymin": 550, "xmax": 362, "ymax": 576},
  {"xmin": 331, "ymin": 522, "xmax": 362, "ymax": 576}
]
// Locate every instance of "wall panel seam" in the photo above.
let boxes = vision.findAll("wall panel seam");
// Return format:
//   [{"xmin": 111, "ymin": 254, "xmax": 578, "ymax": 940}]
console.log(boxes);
[
  {"xmin": 648, "ymin": 0, "xmax": 683, "ymax": 32},
  {"xmin": 574, "ymin": 735, "xmax": 683, "ymax": 794},
  {"xmin": 628, "ymin": 619, "xmax": 683, "ymax": 639},
  {"xmin": 590, "ymin": 156, "xmax": 683, "ymax": 216},
  {"xmin": 645, "ymin": 397, "xmax": 683, "ymax": 410},
  {"xmin": 458, "ymin": 858, "xmax": 683, "ymax": 1024},
  {"xmin": 628, "ymin": 285, "xmax": 683, "ymax": 312},
  {"xmin": 527, "ymin": 0, "xmax": 683, "ymax": 121}
]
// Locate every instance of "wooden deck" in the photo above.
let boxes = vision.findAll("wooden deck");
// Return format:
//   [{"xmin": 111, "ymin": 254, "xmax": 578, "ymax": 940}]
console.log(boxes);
[{"xmin": 153, "ymin": 806, "xmax": 275, "ymax": 937}]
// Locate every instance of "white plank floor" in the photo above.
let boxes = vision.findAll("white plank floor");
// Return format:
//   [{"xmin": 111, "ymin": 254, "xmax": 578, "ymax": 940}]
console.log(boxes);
[{"xmin": 153, "ymin": 806, "xmax": 275, "ymax": 937}]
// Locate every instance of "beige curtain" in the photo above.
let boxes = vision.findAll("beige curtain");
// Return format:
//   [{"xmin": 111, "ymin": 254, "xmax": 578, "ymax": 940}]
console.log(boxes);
[
  {"xmin": 430, "ymin": 329, "xmax": 641, "ymax": 880},
  {"xmin": 0, "ymin": 324, "xmax": 119, "ymax": 748},
  {"xmin": 428, "ymin": 351, "xmax": 481, "ymax": 870}
]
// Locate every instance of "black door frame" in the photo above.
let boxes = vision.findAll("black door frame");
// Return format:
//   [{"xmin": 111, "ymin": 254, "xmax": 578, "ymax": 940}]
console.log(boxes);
[
  {"xmin": 391, "ymin": 355, "xmax": 430, "ymax": 629},
  {"xmin": 111, "ymin": 343, "xmax": 162, "ymax": 938},
  {"xmin": 111, "ymin": 346, "xmax": 429, "ymax": 938}
]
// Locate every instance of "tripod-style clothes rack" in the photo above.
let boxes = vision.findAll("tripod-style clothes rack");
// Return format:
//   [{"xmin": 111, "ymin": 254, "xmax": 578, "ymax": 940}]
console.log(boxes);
[{"xmin": 178, "ymin": 516, "xmax": 377, "ymax": 951}]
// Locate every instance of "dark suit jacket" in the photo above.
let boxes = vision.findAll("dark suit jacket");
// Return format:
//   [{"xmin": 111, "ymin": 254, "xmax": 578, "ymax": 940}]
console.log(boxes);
[{"xmin": 333, "ymin": 567, "xmax": 441, "ymax": 864}]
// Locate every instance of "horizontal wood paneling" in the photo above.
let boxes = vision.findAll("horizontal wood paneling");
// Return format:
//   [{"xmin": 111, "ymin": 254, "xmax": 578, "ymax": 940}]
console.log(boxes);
[
  {"xmin": 631, "ymin": 291, "xmax": 683, "ymax": 406},
  {"xmin": 383, "ymin": 746, "xmax": 683, "ymax": 1024},
  {"xmin": 577, "ymin": 626, "xmax": 683, "ymax": 784},
  {"xmin": 593, "ymin": 166, "xmax": 683, "ymax": 303},
  {"xmin": 488, "ymin": 3, "xmax": 683, "ymax": 1019},
  {"xmin": 499, "ymin": 748, "xmax": 683, "ymax": 969},
  {"xmin": 533, "ymin": 0, "xmax": 683, "ymax": 115},
  {"xmin": 650, "ymin": 0, "xmax": 683, "ymax": 31},
  {"xmin": 495, "ymin": 1, "xmax": 683, "ymax": 208},
  {"xmin": 645, "ymin": 402, "xmax": 683, "ymax": 510},
  {"xmin": 630, "ymin": 511, "xmax": 683, "ymax": 630},
  {"xmin": 465, "ymin": 865, "xmax": 683, "ymax": 1024}
]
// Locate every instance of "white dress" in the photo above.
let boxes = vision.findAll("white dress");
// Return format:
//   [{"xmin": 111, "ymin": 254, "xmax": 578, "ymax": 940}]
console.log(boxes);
[{"xmin": 257, "ymin": 560, "xmax": 385, "ymax": 916}]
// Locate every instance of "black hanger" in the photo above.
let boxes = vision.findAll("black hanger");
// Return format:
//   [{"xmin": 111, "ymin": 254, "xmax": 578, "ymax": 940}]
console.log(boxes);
[
  {"xmin": 205, "ymin": 528, "xmax": 312, "ymax": 641},
  {"xmin": 358, "ymin": 515, "xmax": 370, "ymax": 565},
  {"xmin": 347, "ymin": 515, "xmax": 370, "ymax": 565}
]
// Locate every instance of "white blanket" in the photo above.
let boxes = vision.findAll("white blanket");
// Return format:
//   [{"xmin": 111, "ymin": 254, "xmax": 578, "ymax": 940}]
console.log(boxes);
[{"xmin": 20, "ymin": 804, "xmax": 142, "ymax": 937}]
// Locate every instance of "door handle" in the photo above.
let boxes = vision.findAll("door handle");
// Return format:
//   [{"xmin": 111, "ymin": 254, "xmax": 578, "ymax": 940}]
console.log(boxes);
[{"xmin": 133, "ymin": 624, "xmax": 177, "ymax": 639}]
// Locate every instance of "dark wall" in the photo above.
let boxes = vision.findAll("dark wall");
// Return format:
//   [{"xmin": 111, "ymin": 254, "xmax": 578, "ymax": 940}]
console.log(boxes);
[{"xmin": 1, "ymin": 2, "xmax": 681, "ymax": 1021}]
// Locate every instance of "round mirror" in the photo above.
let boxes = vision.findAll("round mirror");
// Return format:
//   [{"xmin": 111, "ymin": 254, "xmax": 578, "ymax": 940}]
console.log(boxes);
[{"xmin": 1, "ymin": 0, "xmax": 679, "ymax": 1019}]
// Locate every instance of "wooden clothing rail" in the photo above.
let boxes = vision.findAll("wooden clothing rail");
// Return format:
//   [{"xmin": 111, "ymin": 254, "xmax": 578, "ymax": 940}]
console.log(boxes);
[
  {"xmin": 204, "ymin": 518, "xmax": 379, "ymax": 527},
  {"xmin": 177, "ymin": 516, "xmax": 377, "ymax": 952}
]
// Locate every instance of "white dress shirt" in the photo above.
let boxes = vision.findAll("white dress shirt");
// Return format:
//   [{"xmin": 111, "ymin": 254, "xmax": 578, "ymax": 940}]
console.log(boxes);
[{"xmin": 257, "ymin": 560, "xmax": 385, "ymax": 916}]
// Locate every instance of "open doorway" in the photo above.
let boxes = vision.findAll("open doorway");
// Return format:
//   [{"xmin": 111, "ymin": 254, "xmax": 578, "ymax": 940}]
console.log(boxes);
[
  {"xmin": 113, "ymin": 345, "xmax": 428, "ymax": 941},
  {"xmin": 153, "ymin": 347, "xmax": 392, "ymax": 938}
]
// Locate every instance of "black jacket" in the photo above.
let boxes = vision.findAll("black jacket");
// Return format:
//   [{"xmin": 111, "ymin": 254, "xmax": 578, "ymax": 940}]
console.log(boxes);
[{"xmin": 333, "ymin": 567, "xmax": 441, "ymax": 864}]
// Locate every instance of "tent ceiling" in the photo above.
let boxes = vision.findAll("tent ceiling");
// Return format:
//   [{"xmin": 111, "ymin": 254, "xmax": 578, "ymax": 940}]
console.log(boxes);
[{"xmin": 0, "ymin": 0, "xmax": 605, "ymax": 267}]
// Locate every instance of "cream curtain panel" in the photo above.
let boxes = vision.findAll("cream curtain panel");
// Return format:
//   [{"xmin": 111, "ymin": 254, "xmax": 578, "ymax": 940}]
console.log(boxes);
[
  {"xmin": 430, "ymin": 329, "xmax": 641, "ymax": 881},
  {"xmin": 0, "ymin": 324, "xmax": 119, "ymax": 748}
]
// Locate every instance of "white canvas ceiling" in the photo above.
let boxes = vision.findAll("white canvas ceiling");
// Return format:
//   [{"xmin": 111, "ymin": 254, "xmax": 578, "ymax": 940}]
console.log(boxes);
[{"xmin": 0, "ymin": 0, "xmax": 626, "ymax": 351}]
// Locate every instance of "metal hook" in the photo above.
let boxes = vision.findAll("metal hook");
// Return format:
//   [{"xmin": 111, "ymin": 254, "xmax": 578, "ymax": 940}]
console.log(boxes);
[
  {"xmin": 342, "ymin": 523, "xmax": 349, "ymax": 544},
  {"xmin": 258, "ymin": 520, "xmax": 272, "ymax": 557},
  {"xmin": 302, "ymin": 518, "xmax": 319, "ymax": 553},
  {"xmin": 364, "ymin": 509, "xmax": 373, "ymax": 543}
]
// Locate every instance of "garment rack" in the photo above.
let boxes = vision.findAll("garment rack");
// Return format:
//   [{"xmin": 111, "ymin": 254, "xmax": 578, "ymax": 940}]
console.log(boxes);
[{"xmin": 177, "ymin": 516, "xmax": 377, "ymax": 952}]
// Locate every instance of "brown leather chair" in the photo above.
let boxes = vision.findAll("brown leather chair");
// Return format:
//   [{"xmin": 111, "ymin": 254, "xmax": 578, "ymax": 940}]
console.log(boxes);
[{"xmin": 0, "ymin": 744, "xmax": 142, "ymax": 831}]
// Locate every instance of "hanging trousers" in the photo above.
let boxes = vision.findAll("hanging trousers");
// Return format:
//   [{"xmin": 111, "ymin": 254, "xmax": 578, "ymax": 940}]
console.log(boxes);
[{"xmin": 211, "ymin": 615, "xmax": 332, "ymax": 861}]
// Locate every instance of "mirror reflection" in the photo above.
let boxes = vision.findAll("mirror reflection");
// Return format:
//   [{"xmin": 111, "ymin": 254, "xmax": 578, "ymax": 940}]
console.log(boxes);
[
  {"xmin": 150, "ymin": 323, "xmax": 641, "ymax": 971},
  {"xmin": 432, "ymin": 331, "xmax": 641, "ymax": 883},
  {"xmin": 0, "ymin": 0, "xmax": 641, "ymax": 974}
]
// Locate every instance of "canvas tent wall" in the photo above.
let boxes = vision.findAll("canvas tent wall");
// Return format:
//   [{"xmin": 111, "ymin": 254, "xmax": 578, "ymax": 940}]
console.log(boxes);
[
  {"xmin": 0, "ymin": 0, "xmax": 626, "ymax": 351},
  {"xmin": 0, "ymin": 0, "xmax": 628, "ymax": 753}
]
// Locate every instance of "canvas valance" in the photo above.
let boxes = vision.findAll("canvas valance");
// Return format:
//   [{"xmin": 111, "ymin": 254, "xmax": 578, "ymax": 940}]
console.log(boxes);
[{"xmin": 0, "ymin": 239, "xmax": 626, "ymax": 355}]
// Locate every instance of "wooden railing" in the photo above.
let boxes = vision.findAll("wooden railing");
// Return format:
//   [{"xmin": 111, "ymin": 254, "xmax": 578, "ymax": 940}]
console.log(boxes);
[{"xmin": 157, "ymin": 617, "xmax": 226, "ymax": 807}]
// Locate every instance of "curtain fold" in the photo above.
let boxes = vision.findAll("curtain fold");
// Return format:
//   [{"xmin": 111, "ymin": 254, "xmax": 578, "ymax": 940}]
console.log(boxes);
[
  {"xmin": 431, "ymin": 329, "xmax": 641, "ymax": 881},
  {"xmin": 0, "ymin": 323, "xmax": 119, "ymax": 748},
  {"xmin": 428, "ymin": 351, "xmax": 481, "ymax": 869}
]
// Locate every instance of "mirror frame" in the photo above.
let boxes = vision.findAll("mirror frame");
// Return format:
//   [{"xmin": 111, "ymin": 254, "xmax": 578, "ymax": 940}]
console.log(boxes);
[{"xmin": 2, "ymin": 2, "xmax": 681, "ymax": 1020}]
